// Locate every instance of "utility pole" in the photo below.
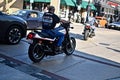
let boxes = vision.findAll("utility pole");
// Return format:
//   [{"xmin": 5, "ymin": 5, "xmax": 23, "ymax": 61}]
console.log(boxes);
[
  {"xmin": 50, "ymin": 0, "xmax": 60, "ymax": 16},
  {"xmin": 30, "ymin": 0, "xmax": 34, "ymax": 10},
  {"xmin": 86, "ymin": 0, "xmax": 91, "ymax": 22},
  {"xmin": 76, "ymin": 0, "xmax": 82, "ymax": 11}
]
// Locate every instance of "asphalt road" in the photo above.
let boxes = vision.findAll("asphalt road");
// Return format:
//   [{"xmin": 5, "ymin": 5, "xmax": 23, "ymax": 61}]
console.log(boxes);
[{"xmin": 0, "ymin": 23, "xmax": 120, "ymax": 80}]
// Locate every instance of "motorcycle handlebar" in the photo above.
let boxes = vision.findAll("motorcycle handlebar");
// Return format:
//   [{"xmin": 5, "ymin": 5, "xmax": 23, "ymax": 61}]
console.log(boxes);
[{"xmin": 60, "ymin": 19, "xmax": 71, "ymax": 24}]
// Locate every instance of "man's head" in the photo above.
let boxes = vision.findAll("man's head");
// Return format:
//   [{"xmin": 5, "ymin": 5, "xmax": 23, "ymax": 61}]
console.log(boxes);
[
  {"xmin": 48, "ymin": 6, "xmax": 55, "ymax": 13},
  {"xmin": 89, "ymin": 11, "xmax": 93, "ymax": 17}
]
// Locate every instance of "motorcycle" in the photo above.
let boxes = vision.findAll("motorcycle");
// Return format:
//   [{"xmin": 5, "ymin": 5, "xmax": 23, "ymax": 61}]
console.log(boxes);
[
  {"xmin": 26, "ymin": 21, "xmax": 76, "ymax": 63},
  {"xmin": 82, "ymin": 23, "xmax": 95, "ymax": 40}
]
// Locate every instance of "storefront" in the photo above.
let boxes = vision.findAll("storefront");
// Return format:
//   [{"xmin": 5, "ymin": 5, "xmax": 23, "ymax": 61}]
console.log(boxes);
[
  {"xmin": 97, "ymin": 1, "xmax": 120, "ymax": 18},
  {"xmin": 60, "ymin": 0, "xmax": 96, "ymax": 20},
  {"xmin": 24, "ymin": 0, "xmax": 50, "ymax": 11},
  {"xmin": 24, "ymin": 0, "xmax": 96, "ymax": 20}
]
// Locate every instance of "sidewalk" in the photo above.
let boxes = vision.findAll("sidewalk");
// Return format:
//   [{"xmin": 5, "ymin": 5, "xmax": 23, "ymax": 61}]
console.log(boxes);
[
  {"xmin": 1, "ymin": 22, "xmax": 120, "ymax": 80},
  {"xmin": 1, "ymin": 51, "xmax": 120, "ymax": 80},
  {"xmin": 0, "ymin": 53, "xmax": 68, "ymax": 80}
]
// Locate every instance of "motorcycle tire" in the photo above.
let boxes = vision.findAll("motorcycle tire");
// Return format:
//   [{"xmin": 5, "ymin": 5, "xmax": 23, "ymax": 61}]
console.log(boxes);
[
  {"xmin": 89, "ymin": 34, "xmax": 93, "ymax": 38},
  {"xmin": 28, "ymin": 43, "xmax": 45, "ymax": 63},
  {"xmin": 64, "ymin": 37, "xmax": 76, "ymax": 55},
  {"xmin": 89, "ymin": 32, "xmax": 95, "ymax": 38},
  {"xmin": 83, "ymin": 30, "xmax": 89, "ymax": 40}
]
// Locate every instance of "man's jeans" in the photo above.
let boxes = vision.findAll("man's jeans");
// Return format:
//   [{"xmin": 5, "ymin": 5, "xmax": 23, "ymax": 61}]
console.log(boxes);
[
  {"xmin": 42, "ymin": 29, "xmax": 64, "ymax": 47},
  {"xmin": 91, "ymin": 25, "xmax": 96, "ymax": 33}
]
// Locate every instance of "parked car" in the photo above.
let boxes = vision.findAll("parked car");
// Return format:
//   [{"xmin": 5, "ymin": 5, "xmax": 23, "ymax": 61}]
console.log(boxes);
[
  {"xmin": 0, "ymin": 11, "xmax": 27, "ymax": 44},
  {"xmin": 95, "ymin": 16, "xmax": 108, "ymax": 27},
  {"xmin": 106, "ymin": 22, "xmax": 120, "ymax": 30},
  {"xmin": 11, "ymin": 9, "xmax": 44, "ymax": 30}
]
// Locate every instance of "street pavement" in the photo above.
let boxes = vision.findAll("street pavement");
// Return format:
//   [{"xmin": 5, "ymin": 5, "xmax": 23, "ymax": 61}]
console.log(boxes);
[{"xmin": 0, "ymin": 23, "xmax": 120, "ymax": 80}]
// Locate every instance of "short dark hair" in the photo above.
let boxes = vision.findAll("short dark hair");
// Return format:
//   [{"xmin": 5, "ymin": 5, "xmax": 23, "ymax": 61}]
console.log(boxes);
[{"xmin": 48, "ymin": 6, "xmax": 55, "ymax": 11}]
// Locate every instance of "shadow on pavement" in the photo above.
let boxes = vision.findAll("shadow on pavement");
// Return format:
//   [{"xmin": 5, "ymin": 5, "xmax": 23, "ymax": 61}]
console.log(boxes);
[
  {"xmin": 70, "ymin": 32, "xmax": 83, "ymax": 40},
  {"xmin": 99, "ymin": 43, "xmax": 110, "ymax": 46},
  {"xmin": 106, "ymin": 47, "xmax": 120, "ymax": 53},
  {"xmin": 74, "ymin": 50, "xmax": 120, "ymax": 68},
  {"xmin": 1, "ymin": 40, "xmax": 120, "ymax": 69}
]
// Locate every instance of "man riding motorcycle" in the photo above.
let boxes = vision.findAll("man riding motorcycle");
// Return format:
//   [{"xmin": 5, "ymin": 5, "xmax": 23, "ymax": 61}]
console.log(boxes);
[
  {"xmin": 83, "ymin": 12, "xmax": 97, "ymax": 35},
  {"xmin": 42, "ymin": 6, "xmax": 65, "ymax": 52},
  {"xmin": 87, "ymin": 13, "xmax": 98, "ymax": 35}
]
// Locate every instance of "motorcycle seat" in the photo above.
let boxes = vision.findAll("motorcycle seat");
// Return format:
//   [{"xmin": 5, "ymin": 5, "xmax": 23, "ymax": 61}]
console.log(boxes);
[{"xmin": 34, "ymin": 31, "xmax": 54, "ymax": 39}]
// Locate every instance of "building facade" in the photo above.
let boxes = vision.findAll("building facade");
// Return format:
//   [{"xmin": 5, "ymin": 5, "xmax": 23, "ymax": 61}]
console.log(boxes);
[
  {"xmin": 0, "ymin": 0, "xmax": 23, "ymax": 14},
  {"xmin": 23, "ymin": 0, "xmax": 96, "ymax": 19},
  {"xmin": 0, "ymin": 0, "xmax": 96, "ymax": 22},
  {"xmin": 93, "ymin": 0, "xmax": 120, "ymax": 17}
]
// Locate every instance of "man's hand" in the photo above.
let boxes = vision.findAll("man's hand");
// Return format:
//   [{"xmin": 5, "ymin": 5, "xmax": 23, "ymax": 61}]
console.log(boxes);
[{"xmin": 60, "ymin": 19, "xmax": 70, "ymax": 23}]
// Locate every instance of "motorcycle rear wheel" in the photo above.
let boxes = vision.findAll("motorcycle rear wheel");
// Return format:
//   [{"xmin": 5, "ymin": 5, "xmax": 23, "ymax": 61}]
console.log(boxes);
[
  {"xmin": 89, "ymin": 32, "xmax": 95, "ymax": 38},
  {"xmin": 28, "ymin": 43, "xmax": 45, "ymax": 63},
  {"xmin": 83, "ymin": 30, "xmax": 89, "ymax": 40},
  {"xmin": 64, "ymin": 37, "xmax": 76, "ymax": 55}
]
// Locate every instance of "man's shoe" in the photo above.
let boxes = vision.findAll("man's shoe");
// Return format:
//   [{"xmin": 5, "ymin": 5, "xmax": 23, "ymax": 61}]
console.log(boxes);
[
  {"xmin": 82, "ymin": 32, "xmax": 84, "ymax": 34},
  {"xmin": 92, "ymin": 32, "xmax": 95, "ymax": 36}
]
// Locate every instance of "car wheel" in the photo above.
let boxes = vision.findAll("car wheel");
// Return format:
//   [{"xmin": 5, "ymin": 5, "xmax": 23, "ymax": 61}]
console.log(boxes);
[
  {"xmin": 105, "ymin": 23, "xmax": 108, "ymax": 28},
  {"xmin": 6, "ymin": 26, "xmax": 22, "ymax": 44},
  {"xmin": 115, "ymin": 26, "xmax": 119, "ymax": 30},
  {"xmin": 118, "ymin": 27, "xmax": 120, "ymax": 30},
  {"xmin": 108, "ymin": 26, "xmax": 111, "ymax": 29}
]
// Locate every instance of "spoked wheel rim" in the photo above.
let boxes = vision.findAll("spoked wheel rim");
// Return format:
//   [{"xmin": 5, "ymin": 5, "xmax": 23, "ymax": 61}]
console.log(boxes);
[
  {"xmin": 32, "ymin": 44, "xmax": 44, "ymax": 60},
  {"xmin": 84, "ymin": 30, "xmax": 89, "ymax": 40},
  {"xmin": 8, "ymin": 28, "xmax": 22, "ymax": 44},
  {"xmin": 66, "ymin": 38, "xmax": 76, "ymax": 53}
]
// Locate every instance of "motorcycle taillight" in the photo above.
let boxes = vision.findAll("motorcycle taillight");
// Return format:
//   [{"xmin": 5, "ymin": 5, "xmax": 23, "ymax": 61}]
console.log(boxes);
[
  {"xmin": 27, "ymin": 33, "xmax": 35, "ymax": 39},
  {"xmin": 86, "ymin": 26, "xmax": 90, "ymax": 29}
]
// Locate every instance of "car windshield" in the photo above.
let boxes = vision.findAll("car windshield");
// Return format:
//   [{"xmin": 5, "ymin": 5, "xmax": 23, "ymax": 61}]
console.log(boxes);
[{"xmin": 12, "ymin": 10, "xmax": 27, "ymax": 16}]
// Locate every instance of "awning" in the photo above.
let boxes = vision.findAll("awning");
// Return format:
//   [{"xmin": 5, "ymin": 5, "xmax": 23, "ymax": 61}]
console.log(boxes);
[
  {"xmin": 24, "ymin": 0, "xmax": 50, "ymax": 3},
  {"xmin": 81, "ymin": 1, "xmax": 96, "ymax": 10},
  {"xmin": 25, "ymin": 0, "xmax": 96, "ymax": 10},
  {"xmin": 61, "ymin": 0, "xmax": 96, "ymax": 10},
  {"xmin": 61, "ymin": 0, "xmax": 76, "ymax": 6}
]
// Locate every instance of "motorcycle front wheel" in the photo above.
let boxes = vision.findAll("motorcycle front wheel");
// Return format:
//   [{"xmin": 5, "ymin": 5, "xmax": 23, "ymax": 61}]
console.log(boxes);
[
  {"xmin": 28, "ymin": 43, "xmax": 45, "ymax": 63},
  {"xmin": 64, "ymin": 37, "xmax": 76, "ymax": 55},
  {"xmin": 83, "ymin": 30, "xmax": 89, "ymax": 40}
]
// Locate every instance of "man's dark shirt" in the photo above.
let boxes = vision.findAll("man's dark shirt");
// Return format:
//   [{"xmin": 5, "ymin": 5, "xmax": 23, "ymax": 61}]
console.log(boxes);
[{"xmin": 42, "ymin": 12, "xmax": 60, "ymax": 29}]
